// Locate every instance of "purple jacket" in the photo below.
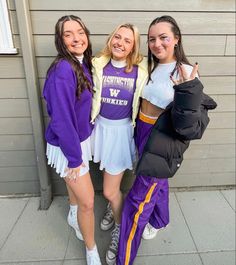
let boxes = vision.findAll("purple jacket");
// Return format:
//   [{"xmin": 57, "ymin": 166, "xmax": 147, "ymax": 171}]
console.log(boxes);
[{"xmin": 43, "ymin": 59, "xmax": 93, "ymax": 168}]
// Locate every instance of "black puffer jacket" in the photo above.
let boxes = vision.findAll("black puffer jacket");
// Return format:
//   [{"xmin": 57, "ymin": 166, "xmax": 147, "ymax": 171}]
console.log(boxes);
[{"xmin": 135, "ymin": 78, "xmax": 217, "ymax": 178}]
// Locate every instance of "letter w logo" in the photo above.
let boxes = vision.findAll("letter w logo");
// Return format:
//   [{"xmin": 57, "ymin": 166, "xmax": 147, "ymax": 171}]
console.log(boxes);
[{"xmin": 109, "ymin": 89, "xmax": 120, "ymax": 97}]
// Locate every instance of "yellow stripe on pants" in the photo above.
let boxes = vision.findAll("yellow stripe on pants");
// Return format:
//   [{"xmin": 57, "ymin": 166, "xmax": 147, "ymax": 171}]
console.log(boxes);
[{"xmin": 125, "ymin": 182, "xmax": 157, "ymax": 265}]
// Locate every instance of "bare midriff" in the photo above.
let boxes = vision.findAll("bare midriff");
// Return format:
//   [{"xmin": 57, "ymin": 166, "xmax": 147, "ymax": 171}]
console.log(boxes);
[{"xmin": 140, "ymin": 98, "xmax": 164, "ymax": 118}]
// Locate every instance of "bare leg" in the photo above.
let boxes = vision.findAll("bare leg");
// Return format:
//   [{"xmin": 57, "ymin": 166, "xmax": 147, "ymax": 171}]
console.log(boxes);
[
  {"xmin": 103, "ymin": 171, "xmax": 124, "ymax": 224},
  {"xmin": 66, "ymin": 184, "xmax": 77, "ymax": 205},
  {"xmin": 65, "ymin": 172, "xmax": 95, "ymax": 249}
]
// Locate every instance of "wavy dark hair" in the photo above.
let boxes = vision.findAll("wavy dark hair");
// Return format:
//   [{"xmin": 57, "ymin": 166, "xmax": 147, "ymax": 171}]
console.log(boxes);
[
  {"xmin": 147, "ymin": 15, "xmax": 191, "ymax": 83},
  {"xmin": 47, "ymin": 15, "xmax": 92, "ymax": 96}
]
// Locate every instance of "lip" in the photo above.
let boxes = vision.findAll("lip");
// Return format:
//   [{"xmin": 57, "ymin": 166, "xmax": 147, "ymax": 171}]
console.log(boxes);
[
  {"xmin": 72, "ymin": 43, "xmax": 84, "ymax": 48},
  {"xmin": 113, "ymin": 46, "xmax": 124, "ymax": 52},
  {"xmin": 153, "ymin": 48, "xmax": 164, "ymax": 56}
]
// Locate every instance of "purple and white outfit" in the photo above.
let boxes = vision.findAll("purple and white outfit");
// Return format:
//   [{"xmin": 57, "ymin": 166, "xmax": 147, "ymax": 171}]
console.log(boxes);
[
  {"xmin": 92, "ymin": 59, "xmax": 138, "ymax": 175},
  {"xmin": 118, "ymin": 62, "xmax": 195, "ymax": 265},
  {"xmin": 43, "ymin": 57, "xmax": 93, "ymax": 177}
]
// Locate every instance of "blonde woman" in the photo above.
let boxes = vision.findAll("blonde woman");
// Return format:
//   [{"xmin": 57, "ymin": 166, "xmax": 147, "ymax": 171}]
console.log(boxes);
[{"xmin": 91, "ymin": 23, "xmax": 148, "ymax": 265}]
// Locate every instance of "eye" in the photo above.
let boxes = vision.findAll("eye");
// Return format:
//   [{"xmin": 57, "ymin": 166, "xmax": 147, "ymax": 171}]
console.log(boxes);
[
  {"xmin": 148, "ymin": 38, "xmax": 155, "ymax": 43},
  {"xmin": 64, "ymin": 33, "xmax": 71, "ymax": 38},
  {"xmin": 161, "ymin": 36, "xmax": 170, "ymax": 41}
]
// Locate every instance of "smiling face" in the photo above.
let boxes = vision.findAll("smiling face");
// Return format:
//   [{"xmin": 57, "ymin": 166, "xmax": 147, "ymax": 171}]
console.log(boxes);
[
  {"xmin": 110, "ymin": 27, "xmax": 135, "ymax": 61},
  {"xmin": 148, "ymin": 22, "xmax": 179, "ymax": 63},
  {"xmin": 62, "ymin": 20, "xmax": 88, "ymax": 56}
]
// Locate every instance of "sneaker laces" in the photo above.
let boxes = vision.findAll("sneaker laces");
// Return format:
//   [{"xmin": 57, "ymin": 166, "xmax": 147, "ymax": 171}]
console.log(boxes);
[
  {"xmin": 103, "ymin": 204, "xmax": 113, "ymax": 222},
  {"xmin": 109, "ymin": 225, "xmax": 120, "ymax": 251}
]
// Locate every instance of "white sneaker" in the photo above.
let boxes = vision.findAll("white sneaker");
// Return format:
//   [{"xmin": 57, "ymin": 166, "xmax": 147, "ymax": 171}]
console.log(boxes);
[
  {"xmin": 67, "ymin": 210, "xmax": 84, "ymax": 241},
  {"xmin": 142, "ymin": 223, "xmax": 159, "ymax": 240},
  {"xmin": 106, "ymin": 224, "xmax": 120, "ymax": 265},
  {"xmin": 101, "ymin": 203, "xmax": 115, "ymax": 231},
  {"xmin": 86, "ymin": 245, "xmax": 102, "ymax": 265}
]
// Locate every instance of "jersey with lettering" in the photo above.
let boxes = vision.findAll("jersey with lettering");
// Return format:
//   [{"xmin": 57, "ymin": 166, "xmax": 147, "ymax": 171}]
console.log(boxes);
[{"xmin": 100, "ymin": 62, "xmax": 138, "ymax": 120}]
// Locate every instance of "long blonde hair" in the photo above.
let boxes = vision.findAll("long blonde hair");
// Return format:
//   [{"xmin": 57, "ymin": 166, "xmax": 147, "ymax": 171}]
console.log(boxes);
[{"xmin": 99, "ymin": 23, "xmax": 143, "ymax": 72}]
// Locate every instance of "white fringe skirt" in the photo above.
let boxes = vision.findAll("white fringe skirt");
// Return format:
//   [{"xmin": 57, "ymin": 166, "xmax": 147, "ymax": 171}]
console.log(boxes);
[
  {"xmin": 46, "ymin": 136, "xmax": 92, "ymax": 178},
  {"xmin": 91, "ymin": 115, "xmax": 136, "ymax": 175}
]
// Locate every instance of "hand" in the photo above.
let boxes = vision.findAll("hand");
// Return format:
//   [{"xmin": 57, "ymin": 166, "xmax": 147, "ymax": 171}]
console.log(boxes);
[
  {"xmin": 64, "ymin": 163, "xmax": 86, "ymax": 181},
  {"xmin": 170, "ymin": 62, "xmax": 198, "ymax": 85}
]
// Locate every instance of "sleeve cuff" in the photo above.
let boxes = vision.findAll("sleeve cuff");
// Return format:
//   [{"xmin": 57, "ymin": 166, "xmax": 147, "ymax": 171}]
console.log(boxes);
[{"xmin": 68, "ymin": 158, "xmax": 83, "ymax": 168}]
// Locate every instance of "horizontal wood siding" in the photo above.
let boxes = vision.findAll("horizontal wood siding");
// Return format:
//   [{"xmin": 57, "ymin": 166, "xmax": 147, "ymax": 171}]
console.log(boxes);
[
  {"xmin": 0, "ymin": 1, "xmax": 37, "ymax": 195},
  {"xmin": 36, "ymin": 56, "xmax": 235, "ymax": 78},
  {"xmin": 1, "ymin": 0, "xmax": 235, "ymax": 195},
  {"xmin": 27, "ymin": 0, "xmax": 236, "ymax": 12},
  {"xmin": 34, "ymin": 35, "xmax": 234, "ymax": 57}
]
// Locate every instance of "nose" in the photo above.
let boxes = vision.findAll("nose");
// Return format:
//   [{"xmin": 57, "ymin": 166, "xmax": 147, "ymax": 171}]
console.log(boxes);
[
  {"xmin": 73, "ymin": 33, "xmax": 79, "ymax": 42},
  {"xmin": 116, "ymin": 38, "xmax": 123, "ymax": 46},
  {"xmin": 153, "ymin": 38, "xmax": 161, "ymax": 47}
]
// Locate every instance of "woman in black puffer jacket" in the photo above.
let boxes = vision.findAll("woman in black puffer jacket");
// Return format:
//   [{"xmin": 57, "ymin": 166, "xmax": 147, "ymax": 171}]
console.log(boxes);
[
  {"xmin": 117, "ymin": 15, "xmax": 217, "ymax": 265},
  {"xmin": 136, "ymin": 78, "xmax": 217, "ymax": 178}
]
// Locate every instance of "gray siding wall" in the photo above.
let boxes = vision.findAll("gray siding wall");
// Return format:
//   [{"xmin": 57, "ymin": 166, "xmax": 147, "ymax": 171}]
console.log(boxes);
[{"xmin": 0, "ymin": 0, "xmax": 235, "ymax": 195}]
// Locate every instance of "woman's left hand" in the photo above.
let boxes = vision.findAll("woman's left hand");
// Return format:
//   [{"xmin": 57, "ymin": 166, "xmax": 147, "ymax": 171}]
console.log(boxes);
[{"xmin": 170, "ymin": 62, "xmax": 198, "ymax": 85}]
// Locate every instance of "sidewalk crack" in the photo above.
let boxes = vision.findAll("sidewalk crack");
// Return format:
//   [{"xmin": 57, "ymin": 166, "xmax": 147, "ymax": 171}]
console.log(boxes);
[
  {"xmin": 0, "ymin": 198, "xmax": 30, "ymax": 252},
  {"xmin": 219, "ymin": 190, "xmax": 235, "ymax": 212},
  {"xmin": 61, "ymin": 226, "xmax": 72, "ymax": 265},
  {"xmin": 174, "ymin": 192, "xmax": 204, "ymax": 265}
]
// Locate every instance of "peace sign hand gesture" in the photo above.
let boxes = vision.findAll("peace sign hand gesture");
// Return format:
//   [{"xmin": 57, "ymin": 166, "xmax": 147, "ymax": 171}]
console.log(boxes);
[{"xmin": 170, "ymin": 62, "xmax": 198, "ymax": 86}]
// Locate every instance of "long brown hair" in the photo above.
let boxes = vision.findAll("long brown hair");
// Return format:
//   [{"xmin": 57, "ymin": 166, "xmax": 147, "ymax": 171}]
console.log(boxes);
[
  {"xmin": 147, "ymin": 15, "xmax": 191, "ymax": 82},
  {"xmin": 47, "ymin": 15, "xmax": 92, "ymax": 96}
]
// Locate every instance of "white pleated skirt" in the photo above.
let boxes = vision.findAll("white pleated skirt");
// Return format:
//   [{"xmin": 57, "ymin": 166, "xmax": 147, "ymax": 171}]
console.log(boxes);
[
  {"xmin": 46, "ymin": 136, "xmax": 92, "ymax": 178},
  {"xmin": 91, "ymin": 115, "xmax": 136, "ymax": 175}
]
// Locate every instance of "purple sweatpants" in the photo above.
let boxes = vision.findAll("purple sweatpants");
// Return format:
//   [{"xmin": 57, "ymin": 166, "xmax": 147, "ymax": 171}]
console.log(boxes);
[{"xmin": 117, "ymin": 117, "xmax": 169, "ymax": 265}]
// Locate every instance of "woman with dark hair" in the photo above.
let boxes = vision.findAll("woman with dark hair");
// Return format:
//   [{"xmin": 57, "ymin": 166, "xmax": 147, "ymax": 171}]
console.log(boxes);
[
  {"xmin": 43, "ymin": 15, "xmax": 101, "ymax": 265},
  {"xmin": 117, "ymin": 15, "xmax": 217, "ymax": 265}
]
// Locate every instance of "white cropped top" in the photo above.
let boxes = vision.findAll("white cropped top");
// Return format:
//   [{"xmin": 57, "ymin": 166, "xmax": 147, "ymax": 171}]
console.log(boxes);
[{"xmin": 142, "ymin": 62, "xmax": 195, "ymax": 109}]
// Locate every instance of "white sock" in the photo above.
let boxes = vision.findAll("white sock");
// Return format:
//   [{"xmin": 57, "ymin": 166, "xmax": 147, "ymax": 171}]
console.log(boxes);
[
  {"xmin": 70, "ymin": 204, "xmax": 77, "ymax": 211},
  {"xmin": 69, "ymin": 205, "xmax": 78, "ymax": 217},
  {"xmin": 86, "ymin": 244, "xmax": 97, "ymax": 254}
]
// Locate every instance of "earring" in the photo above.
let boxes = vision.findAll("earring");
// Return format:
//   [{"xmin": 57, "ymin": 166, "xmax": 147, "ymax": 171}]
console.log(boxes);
[{"xmin": 174, "ymin": 44, "xmax": 178, "ymax": 48}]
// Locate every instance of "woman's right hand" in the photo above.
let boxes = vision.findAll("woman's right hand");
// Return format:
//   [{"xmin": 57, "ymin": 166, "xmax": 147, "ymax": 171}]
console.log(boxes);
[
  {"xmin": 170, "ymin": 62, "xmax": 198, "ymax": 85},
  {"xmin": 65, "ymin": 163, "xmax": 86, "ymax": 181}
]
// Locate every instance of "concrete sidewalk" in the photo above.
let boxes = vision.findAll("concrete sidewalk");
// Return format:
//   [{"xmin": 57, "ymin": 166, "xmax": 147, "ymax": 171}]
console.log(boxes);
[{"xmin": 0, "ymin": 189, "xmax": 235, "ymax": 265}]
